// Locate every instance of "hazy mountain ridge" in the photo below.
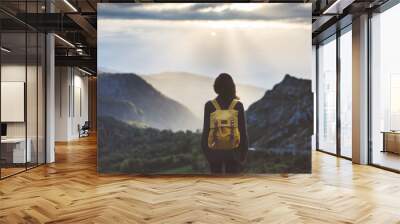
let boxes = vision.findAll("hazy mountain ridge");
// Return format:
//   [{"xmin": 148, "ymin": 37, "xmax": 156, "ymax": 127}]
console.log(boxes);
[
  {"xmin": 246, "ymin": 74, "xmax": 313, "ymax": 154},
  {"xmin": 142, "ymin": 72, "xmax": 266, "ymax": 119},
  {"xmin": 98, "ymin": 73, "xmax": 201, "ymax": 131},
  {"xmin": 98, "ymin": 67, "xmax": 121, "ymax": 73}
]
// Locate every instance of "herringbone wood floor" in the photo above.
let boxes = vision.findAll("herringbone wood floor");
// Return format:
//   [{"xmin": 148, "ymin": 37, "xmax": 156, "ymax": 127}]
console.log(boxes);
[{"xmin": 1, "ymin": 135, "xmax": 400, "ymax": 224}]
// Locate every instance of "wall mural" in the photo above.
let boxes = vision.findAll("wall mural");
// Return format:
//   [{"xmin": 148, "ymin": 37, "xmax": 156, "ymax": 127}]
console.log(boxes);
[{"xmin": 98, "ymin": 3, "xmax": 313, "ymax": 174}]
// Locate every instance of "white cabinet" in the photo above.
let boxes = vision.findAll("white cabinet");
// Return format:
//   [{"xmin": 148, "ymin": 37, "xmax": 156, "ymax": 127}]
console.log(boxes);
[{"xmin": 1, "ymin": 138, "xmax": 32, "ymax": 163}]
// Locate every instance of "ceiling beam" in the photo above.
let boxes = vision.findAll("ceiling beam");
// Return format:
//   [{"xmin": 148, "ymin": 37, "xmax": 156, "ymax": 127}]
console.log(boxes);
[
  {"xmin": 55, "ymin": 55, "xmax": 96, "ymax": 72},
  {"xmin": 67, "ymin": 13, "xmax": 97, "ymax": 39},
  {"xmin": 323, "ymin": 0, "xmax": 356, "ymax": 14},
  {"xmin": 14, "ymin": 13, "xmax": 82, "ymax": 32}
]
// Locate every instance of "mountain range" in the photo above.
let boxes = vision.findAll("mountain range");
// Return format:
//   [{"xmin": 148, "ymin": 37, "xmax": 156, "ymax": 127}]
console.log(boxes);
[
  {"xmin": 98, "ymin": 73, "xmax": 201, "ymax": 131},
  {"xmin": 142, "ymin": 72, "xmax": 265, "ymax": 119},
  {"xmin": 98, "ymin": 72, "xmax": 313, "ymax": 153},
  {"xmin": 97, "ymin": 73, "xmax": 313, "ymax": 173}
]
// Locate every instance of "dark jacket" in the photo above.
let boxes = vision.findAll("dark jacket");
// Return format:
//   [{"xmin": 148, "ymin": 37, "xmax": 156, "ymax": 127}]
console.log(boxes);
[{"xmin": 201, "ymin": 96, "xmax": 249, "ymax": 163}]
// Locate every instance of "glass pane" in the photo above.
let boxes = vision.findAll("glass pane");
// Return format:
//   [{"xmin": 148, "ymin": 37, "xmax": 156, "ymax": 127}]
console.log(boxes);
[
  {"xmin": 340, "ymin": 29, "xmax": 352, "ymax": 158},
  {"xmin": 1, "ymin": 31, "xmax": 27, "ymax": 177},
  {"xmin": 38, "ymin": 33, "xmax": 45, "ymax": 165},
  {"xmin": 371, "ymin": 4, "xmax": 400, "ymax": 171},
  {"xmin": 312, "ymin": 45, "xmax": 317, "ymax": 150},
  {"xmin": 318, "ymin": 37, "xmax": 337, "ymax": 154},
  {"xmin": 27, "ymin": 31, "xmax": 38, "ymax": 169},
  {"xmin": 0, "ymin": 1, "xmax": 46, "ymax": 178},
  {"xmin": 26, "ymin": 0, "xmax": 38, "ymax": 169}
]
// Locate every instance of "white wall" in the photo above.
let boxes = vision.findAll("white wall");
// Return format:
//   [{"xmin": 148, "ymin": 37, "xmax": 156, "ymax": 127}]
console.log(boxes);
[
  {"xmin": 55, "ymin": 67, "xmax": 70, "ymax": 141},
  {"xmin": 72, "ymin": 73, "xmax": 89, "ymax": 138},
  {"xmin": 55, "ymin": 67, "xmax": 89, "ymax": 141}
]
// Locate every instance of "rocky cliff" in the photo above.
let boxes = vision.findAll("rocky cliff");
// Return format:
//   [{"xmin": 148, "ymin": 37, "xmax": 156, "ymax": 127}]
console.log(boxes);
[{"xmin": 246, "ymin": 74, "xmax": 313, "ymax": 154}]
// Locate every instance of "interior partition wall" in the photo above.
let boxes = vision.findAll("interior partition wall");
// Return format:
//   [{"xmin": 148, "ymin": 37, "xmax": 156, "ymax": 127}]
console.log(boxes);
[
  {"xmin": 0, "ymin": 1, "xmax": 46, "ymax": 179},
  {"xmin": 316, "ymin": 25, "xmax": 353, "ymax": 159}
]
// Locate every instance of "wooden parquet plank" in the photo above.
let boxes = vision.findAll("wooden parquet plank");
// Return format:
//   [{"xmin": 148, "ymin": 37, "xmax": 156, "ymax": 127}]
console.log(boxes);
[{"xmin": 0, "ymin": 135, "xmax": 400, "ymax": 223}]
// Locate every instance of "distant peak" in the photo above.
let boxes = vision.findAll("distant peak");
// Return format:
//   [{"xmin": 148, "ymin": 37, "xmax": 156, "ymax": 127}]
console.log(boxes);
[
  {"xmin": 280, "ymin": 74, "xmax": 309, "ymax": 85},
  {"xmin": 264, "ymin": 74, "xmax": 311, "ymax": 96},
  {"xmin": 283, "ymin": 74, "xmax": 297, "ymax": 81}
]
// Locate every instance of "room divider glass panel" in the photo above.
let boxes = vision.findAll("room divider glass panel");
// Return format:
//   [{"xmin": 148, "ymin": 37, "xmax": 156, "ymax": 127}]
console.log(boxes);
[
  {"xmin": 26, "ymin": 0, "xmax": 42, "ymax": 169},
  {"xmin": 317, "ymin": 36, "xmax": 337, "ymax": 154},
  {"xmin": 339, "ymin": 28, "xmax": 352, "ymax": 158},
  {"xmin": 37, "ymin": 32, "xmax": 45, "ymax": 165},
  {"xmin": 371, "ymin": 3, "xmax": 400, "ymax": 171},
  {"xmin": 1, "ymin": 31, "xmax": 28, "ymax": 177},
  {"xmin": 0, "ymin": 1, "xmax": 46, "ymax": 179},
  {"xmin": 27, "ymin": 30, "xmax": 38, "ymax": 169}
]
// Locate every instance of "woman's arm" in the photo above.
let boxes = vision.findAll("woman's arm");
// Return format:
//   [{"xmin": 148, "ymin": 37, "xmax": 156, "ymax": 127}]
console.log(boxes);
[
  {"xmin": 238, "ymin": 102, "xmax": 249, "ymax": 162},
  {"xmin": 201, "ymin": 102, "xmax": 211, "ymax": 157}
]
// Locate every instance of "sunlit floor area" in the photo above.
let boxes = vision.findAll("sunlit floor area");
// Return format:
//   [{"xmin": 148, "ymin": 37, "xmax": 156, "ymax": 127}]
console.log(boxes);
[
  {"xmin": 0, "ymin": 167, "xmax": 25, "ymax": 178},
  {"xmin": 0, "ymin": 135, "xmax": 400, "ymax": 223},
  {"xmin": 372, "ymin": 150, "xmax": 400, "ymax": 171},
  {"xmin": 1, "ymin": 163, "xmax": 46, "ymax": 179},
  {"xmin": 0, "ymin": 163, "xmax": 41, "ymax": 178}
]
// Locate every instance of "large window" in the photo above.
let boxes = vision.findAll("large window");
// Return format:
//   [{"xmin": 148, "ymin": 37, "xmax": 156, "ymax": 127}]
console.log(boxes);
[
  {"xmin": 339, "ymin": 28, "xmax": 352, "ymax": 158},
  {"xmin": 317, "ymin": 36, "xmax": 337, "ymax": 154},
  {"xmin": 370, "ymin": 3, "xmax": 400, "ymax": 171},
  {"xmin": 316, "ymin": 25, "xmax": 353, "ymax": 159}
]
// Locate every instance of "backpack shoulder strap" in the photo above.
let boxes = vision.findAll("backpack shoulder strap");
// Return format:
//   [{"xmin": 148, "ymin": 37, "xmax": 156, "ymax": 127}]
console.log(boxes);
[
  {"xmin": 211, "ymin": 99, "xmax": 221, "ymax": 110},
  {"xmin": 228, "ymin": 99, "xmax": 238, "ymax": 110}
]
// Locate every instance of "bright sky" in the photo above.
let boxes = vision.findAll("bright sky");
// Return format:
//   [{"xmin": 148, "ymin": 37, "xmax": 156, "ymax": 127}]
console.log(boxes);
[{"xmin": 98, "ymin": 3, "xmax": 312, "ymax": 89}]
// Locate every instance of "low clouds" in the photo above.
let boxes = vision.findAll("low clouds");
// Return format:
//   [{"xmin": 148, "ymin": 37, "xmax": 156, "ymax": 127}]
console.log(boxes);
[
  {"xmin": 98, "ymin": 3, "xmax": 310, "ymax": 24},
  {"xmin": 98, "ymin": 3, "xmax": 311, "ymax": 89}
]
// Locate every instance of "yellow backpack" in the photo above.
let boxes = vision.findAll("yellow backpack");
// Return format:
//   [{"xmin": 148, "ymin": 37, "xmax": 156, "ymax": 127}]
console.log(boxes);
[{"xmin": 208, "ymin": 99, "xmax": 240, "ymax": 150}]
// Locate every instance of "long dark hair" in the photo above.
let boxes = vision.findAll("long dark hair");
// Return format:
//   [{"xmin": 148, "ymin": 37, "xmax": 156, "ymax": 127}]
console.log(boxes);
[{"xmin": 213, "ymin": 73, "xmax": 238, "ymax": 99}]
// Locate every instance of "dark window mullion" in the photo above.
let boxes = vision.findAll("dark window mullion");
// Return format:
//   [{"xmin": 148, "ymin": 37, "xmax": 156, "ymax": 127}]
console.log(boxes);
[
  {"xmin": 36, "ymin": 0, "xmax": 39, "ymax": 167},
  {"xmin": 316, "ymin": 45, "xmax": 320, "ymax": 151},
  {"xmin": 336, "ymin": 29, "xmax": 341, "ymax": 157},
  {"xmin": 367, "ymin": 11, "xmax": 373, "ymax": 165},
  {"xmin": 24, "ymin": 0, "xmax": 28, "ymax": 171}
]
